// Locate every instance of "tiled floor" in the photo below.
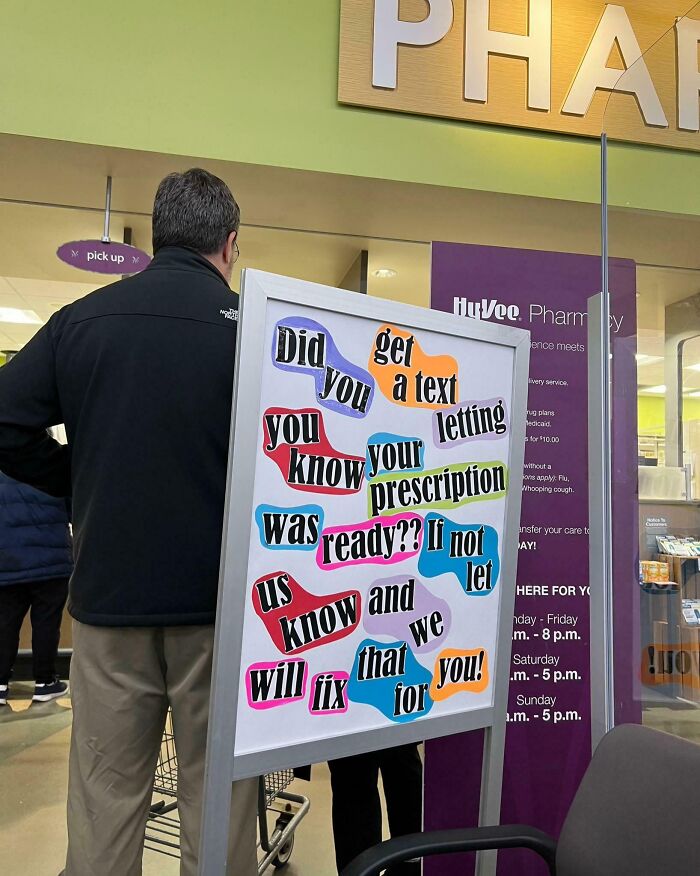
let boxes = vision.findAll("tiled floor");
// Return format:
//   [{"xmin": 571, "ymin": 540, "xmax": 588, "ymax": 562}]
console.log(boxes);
[{"xmin": 1, "ymin": 683, "xmax": 338, "ymax": 876}]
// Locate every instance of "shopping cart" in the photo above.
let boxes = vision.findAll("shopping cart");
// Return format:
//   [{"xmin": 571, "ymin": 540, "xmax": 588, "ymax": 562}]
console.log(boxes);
[{"xmin": 145, "ymin": 710, "xmax": 310, "ymax": 872}]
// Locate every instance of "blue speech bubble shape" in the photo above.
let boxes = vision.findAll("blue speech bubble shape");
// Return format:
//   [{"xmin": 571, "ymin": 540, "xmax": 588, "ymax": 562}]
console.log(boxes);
[
  {"xmin": 418, "ymin": 513, "xmax": 500, "ymax": 596},
  {"xmin": 255, "ymin": 504, "xmax": 324, "ymax": 551},
  {"xmin": 272, "ymin": 316, "xmax": 375, "ymax": 418},
  {"xmin": 366, "ymin": 433, "xmax": 425, "ymax": 479},
  {"xmin": 347, "ymin": 638, "xmax": 434, "ymax": 724}
]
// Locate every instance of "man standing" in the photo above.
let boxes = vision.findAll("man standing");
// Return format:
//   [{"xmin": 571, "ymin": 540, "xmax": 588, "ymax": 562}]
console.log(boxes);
[{"xmin": 0, "ymin": 169, "xmax": 258, "ymax": 876}]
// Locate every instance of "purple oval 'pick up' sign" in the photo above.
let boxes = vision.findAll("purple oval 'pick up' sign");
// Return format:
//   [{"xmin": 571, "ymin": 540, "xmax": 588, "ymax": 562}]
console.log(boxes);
[{"xmin": 57, "ymin": 240, "xmax": 152, "ymax": 275}]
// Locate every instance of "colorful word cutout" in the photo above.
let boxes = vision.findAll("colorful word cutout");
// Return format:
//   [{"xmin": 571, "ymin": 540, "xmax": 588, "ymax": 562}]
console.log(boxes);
[
  {"xmin": 433, "ymin": 398, "xmax": 509, "ymax": 449},
  {"xmin": 430, "ymin": 648, "xmax": 489, "ymax": 701},
  {"xmin": 272, "ymin": 316, "xmax": 375, "ymax": 418},
  {"xmin": 317, "ymin": 513, "xmax": 423, "ymax": 570},
  {"xmin": 263, "ymin": 407, "xmax": 365, "ymax": 495},
  {"xmin": 369, "ymin": 324, "xmax": 458, "ymax": 409},
  {"xmin": 419, "ymin": 514, "xmax": 501, "ymax": 595},
  {"xmin": 364, "ymin": 575, "xmax": 451, "ymax": 654},
  {"xmin": 368, "ymin": 461, "xmax": 508, "ymax": 517},
  {"xmin": 255, "ymin": 503, "xmax": 324, "ymax": 551},
  {"xmin": 366, "ymin": 432, "xmax": 425, "ymax": 479},
  {"xmin": 348, "ymin": 638, "xmax": 434, "ymax": 723},
  {"xmin": 246, "ymin": 658, "xmax": 307, "ymax": 710},
  {"xmin": 252, "ymin": 570, "xmax": 361, "ymax": 655},
  {"xmin": 308, "ymin": 671, "xmax": 350, "ymax": 715}
]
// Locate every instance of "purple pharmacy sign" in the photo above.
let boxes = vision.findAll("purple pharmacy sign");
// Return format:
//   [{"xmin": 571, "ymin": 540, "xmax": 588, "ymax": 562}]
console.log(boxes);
[{"xmin": 425, "ymin": 241, "xmax": 639, "ymax": 876}]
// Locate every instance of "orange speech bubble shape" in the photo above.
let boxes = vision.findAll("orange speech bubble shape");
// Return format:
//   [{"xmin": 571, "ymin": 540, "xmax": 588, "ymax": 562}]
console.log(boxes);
[
  {"xmin": 430, "ymin": 647, "xmax": 489, "ymax": 701},
  {"xmin": 368, "ymin": 324, "xmax": 459, "ymax": 410}
]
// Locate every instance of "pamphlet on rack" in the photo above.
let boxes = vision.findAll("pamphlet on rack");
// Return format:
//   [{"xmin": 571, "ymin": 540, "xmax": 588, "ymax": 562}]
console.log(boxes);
[{"xmin": 656, "ymin": 535, "xmax": 700, "ymax": 559}]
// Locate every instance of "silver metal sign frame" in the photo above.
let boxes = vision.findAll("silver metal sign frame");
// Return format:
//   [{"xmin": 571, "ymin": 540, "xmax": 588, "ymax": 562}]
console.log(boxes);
[{"xmin": 199, "ymin": 269, "xmax": 530, "ymax": 875}]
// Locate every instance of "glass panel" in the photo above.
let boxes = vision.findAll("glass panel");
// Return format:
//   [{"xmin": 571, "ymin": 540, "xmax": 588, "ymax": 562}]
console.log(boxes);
[{"xmin": 603, "ymin": 5, "xmax": 700, "ymax": 743}]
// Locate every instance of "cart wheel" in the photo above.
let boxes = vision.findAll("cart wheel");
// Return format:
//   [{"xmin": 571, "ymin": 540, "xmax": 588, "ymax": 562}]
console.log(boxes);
[{"xmin": 272, "ymin": 817, "xmax": 294, "ymax": 869}]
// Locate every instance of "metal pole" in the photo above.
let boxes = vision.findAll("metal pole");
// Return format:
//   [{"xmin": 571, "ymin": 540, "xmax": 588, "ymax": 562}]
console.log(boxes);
[
  {"xmin": 593, "ymin": 134, "xmax": 616, "ymax": 745},
  {"xmin": 102, "ymin": 176, "xmax": 112, "ymax": 243}
]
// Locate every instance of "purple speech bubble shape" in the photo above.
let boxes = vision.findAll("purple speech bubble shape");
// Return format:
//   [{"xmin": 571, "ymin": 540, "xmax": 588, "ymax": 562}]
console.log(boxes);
[
  {"xmin": 272, "ymin": 316, "xmax": 375, "ymax": 418},
  {"xmin": 432, "ymin": 397, "xmax": 509, "ymax": 449},
  {"xmin": 363, "ymin": 574, "xmax": 452, "ymax": 654}
]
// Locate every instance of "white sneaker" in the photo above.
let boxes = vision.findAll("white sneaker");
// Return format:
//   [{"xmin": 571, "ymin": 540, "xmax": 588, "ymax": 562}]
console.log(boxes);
[{"xmin": 0, "ymin": 685, "xmax": 7, "ymax": 705}]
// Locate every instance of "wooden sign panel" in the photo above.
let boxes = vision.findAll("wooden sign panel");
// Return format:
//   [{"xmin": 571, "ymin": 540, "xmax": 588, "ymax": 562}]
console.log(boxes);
[{"xmin": 338, "ymin": 0, "xmax": 700, "ymax": 152}]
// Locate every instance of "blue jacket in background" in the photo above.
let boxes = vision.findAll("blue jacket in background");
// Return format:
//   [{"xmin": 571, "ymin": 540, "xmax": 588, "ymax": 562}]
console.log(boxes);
[{"xmin": 0, "ymin": 472, "xmax": 73, "ymax": 586}]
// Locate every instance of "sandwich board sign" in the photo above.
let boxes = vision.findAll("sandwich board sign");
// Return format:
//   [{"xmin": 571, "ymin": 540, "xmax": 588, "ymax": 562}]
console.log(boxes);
[{"xmin": 200, "ymin": 270, "xmax": 529, "ymax": 874}]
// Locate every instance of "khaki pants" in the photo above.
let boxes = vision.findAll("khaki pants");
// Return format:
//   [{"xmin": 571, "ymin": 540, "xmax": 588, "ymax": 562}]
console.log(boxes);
[{"xmin": 65, "ymin": 621, "xmax": 258, "ymax": 876}]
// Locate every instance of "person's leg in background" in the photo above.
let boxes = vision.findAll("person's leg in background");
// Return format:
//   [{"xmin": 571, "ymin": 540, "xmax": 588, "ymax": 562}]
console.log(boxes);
[
  {"xmin": 0, "ymin": 582, "xmax": 31, "ymax": 703},
  {"xmin": 378, "ymin": 743, "xmax": 424, "ymax": 876},
  {"xmin": 164, "ymin": 625, "xmax": 258, "ymax": 876},
  {"xmin": 328, "ymin": 751, "xmax": 383, "ymax": 874},
  {"xmin": 28, "ymin": 577, "xmax": 69, "ymax": 692},
  {"xmin": 65, "ymin": 622, "xmax": 169, "ymax": 876}
]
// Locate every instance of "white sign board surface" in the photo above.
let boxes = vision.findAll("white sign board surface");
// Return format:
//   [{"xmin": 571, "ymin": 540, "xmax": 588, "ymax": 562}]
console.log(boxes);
[{"xmin": 211, "ymin": 270, "xmax": 529, "ymax": 780}]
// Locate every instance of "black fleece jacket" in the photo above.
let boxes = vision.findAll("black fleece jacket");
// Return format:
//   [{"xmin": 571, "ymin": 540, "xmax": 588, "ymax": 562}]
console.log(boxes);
[{"xmin": 0, "ymin": 247, "xmax": 239, "ymax": 626}]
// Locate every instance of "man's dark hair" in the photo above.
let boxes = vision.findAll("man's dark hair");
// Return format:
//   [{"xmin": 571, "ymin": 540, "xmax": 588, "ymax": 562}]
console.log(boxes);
[{"xmin": 152, "ymin": 168, "xmax": 240, "ymax": 255}]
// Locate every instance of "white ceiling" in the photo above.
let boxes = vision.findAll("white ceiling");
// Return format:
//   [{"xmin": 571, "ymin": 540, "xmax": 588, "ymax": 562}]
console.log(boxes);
[
  {"xmin": 0, "ymin": 204, "xmax": 431, "ymax": 349},
  {"xmin": 0, "ymin": 276, "xmax": 102, "ymax": 350}
]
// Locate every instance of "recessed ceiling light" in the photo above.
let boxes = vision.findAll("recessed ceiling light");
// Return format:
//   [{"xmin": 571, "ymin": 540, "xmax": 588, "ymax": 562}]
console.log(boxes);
[
  {"xmin": 635, "ymin": 354, "xmax": 662, "ymax": 365},
  {"xmin": 372, "ymin": 268, "xmax": 397, "ymax": 279},
  {"xmin": 686, "ymin": 363, "xmax": 700, "ymax": 372},
  {"xmin": 0, "ymin": 307, "xmax": 42, "ymax": 325},
  {"xmin": 686, "ymin": 391, "xmax": 700, "ymax": 398},
  {"xmin": 642, "ymin": 385, "xmax": 666, "ymax": 394}
]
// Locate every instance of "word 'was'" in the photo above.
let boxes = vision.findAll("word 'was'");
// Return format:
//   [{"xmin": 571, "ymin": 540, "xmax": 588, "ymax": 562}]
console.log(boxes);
[{"xmin": 255, "ymin": 504, "xmax": 323, "ymax": 550}]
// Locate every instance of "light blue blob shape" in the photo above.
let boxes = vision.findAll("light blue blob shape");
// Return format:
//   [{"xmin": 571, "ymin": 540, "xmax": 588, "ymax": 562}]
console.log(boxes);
[
  {"xmin": 347, "ymin": 638, "xmax": 433, "ymax": 724},
  {"xmin": 418, "ymin": 513, "xmax": 500, "ymax": 596},
  {"xmin": 255, "ymin": 503, "xmax": 324, "ymax": 551},
  {"xmin": 366, "ymin": 432, "xmax": 425, "ymax": 479}
]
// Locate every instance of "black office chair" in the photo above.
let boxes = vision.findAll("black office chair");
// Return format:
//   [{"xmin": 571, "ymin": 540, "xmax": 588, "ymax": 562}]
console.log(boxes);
[{"xmin": 341, "ymin": 724, "xmax": 700, "ymax": 876}]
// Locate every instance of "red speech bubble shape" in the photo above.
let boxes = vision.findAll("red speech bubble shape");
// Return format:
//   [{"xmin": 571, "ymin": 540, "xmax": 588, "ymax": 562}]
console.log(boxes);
[
  {"xmin": 262, "ymin": 407, "xmax": 365, "ymax": 496},
  {"xmin": 252, "ymin": 570, "xmax": 362, "ymax": 655}
]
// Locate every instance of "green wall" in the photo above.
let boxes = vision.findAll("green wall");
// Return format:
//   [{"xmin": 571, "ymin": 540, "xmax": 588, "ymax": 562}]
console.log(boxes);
[
  {"xmin": 1, "ymin": 1, "xmax": 699, "ymax": 215},
  {"xmin": 639, "ymin": 397, "xmax": 665, "ymax": 434},
  {"xmin": 639, "ymin": 396, "xmax": 700, "ymax": 435}
]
